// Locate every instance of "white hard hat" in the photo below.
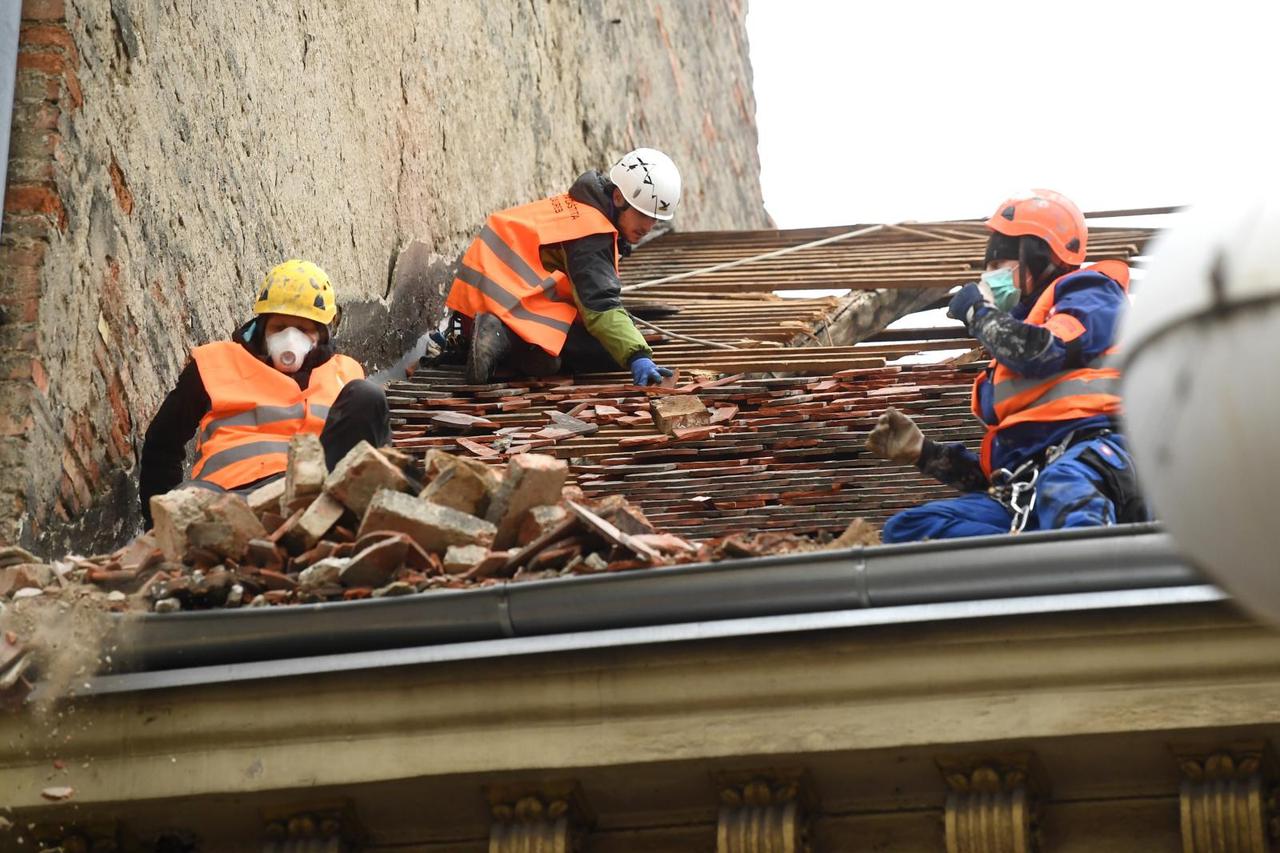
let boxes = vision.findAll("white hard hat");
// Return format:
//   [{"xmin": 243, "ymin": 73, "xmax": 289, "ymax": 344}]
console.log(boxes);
[
  {"xmin": 608, "ymin": 147, "xmax": 681, "ymax": 221},
  {"xmin": 1120, "ymin": 189, "xmax": 1280, "ymax": 624}
]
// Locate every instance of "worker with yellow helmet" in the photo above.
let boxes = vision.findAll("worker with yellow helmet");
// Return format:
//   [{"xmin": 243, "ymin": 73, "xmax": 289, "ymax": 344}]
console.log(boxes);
[{"xmin": 138, "ymin": 260, "xmax": 391, "ymax": 526}]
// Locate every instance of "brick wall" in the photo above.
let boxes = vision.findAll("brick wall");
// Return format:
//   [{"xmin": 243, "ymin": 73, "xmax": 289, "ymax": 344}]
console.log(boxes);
[{"xmin": 1, "ymin": 0, "xmax": 78, "ymax": 546}]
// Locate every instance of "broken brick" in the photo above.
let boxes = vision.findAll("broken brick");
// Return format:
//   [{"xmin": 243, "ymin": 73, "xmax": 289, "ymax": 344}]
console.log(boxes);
[
  {"xmin": 278, "ymin": 493, "xmax": 346, "ymax": 555},
  {"xmin": 442, "ymin": 543, "xmax": 488, "ymax": 573},
  {"xmin": 484, "ymin": 454, "xmax": 569, "ymax": 549},
  {"xmin": 373, "ymin": 580, "xmax": 416, "ymax": 597},
  {"xmin": 190, "ymin": 493, "xmax": 267, "ymax": 560},
  {"xmin": 650, "ymin": 395, "xmax": 710, "ymax": 435},
  {"xmin": 244, "ymin": 539, "xmax": 284, "ymax": 571},
  {"xmin": 593, "ymin": 496, "xmax": 655, "ymax": 536},
  {"xmin": 324, "ymin": 440, "xmax": 412, "ymax": 517},
  {"xmin": 340, "ymin": 537, "xmax": 408, "ymax": 588},
  {"xmin": 455, "ymin": 437, "xmax": 499, "ymax": 457},
  {"xmin": 517, "ymin": 504, "xmax": 569, "ymax": 546},
  {"xmin": 420, "ymin": 459, "xmax": 499, "ymax": 517},
  {"xmin": 246, "ymin": 477, "xmax": 287, "ymax": 515},
  {"xmin": 149, "ymin": 487, "xmax": 220, "ymax": 562},
  {"xmin": 709, "ymin": 404, "xmax": 739, "ymax": 424},
  {"xmin": 297, "ymin": 557, "xmax": 350, "ymax": 590},
  {"xmin": 282, "ymin": 433, "xmax": 326, "ymax": 512},
  {"xmin": 358, "ymin": 490, "xmax": 496, "ymax": 553}
]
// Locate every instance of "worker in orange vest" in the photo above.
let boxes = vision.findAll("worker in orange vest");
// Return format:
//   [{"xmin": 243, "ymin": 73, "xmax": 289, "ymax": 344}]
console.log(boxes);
[
  {"xmin": 866, "ymin": 190, "xmax": 1147, "ymax": 541},
  {"xmin": 138, "ymin": 260, "xmax": 391, "ymax": 527},
  {"xmin": 443, "ymin": 147, "xmax": 681, "ymax": 386}
]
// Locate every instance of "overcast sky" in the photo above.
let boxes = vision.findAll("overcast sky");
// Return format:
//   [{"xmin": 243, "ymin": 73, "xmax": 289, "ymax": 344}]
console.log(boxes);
[{"xmin": 747, "ymin": 1, "xmax": 1277, "ymax": 228}]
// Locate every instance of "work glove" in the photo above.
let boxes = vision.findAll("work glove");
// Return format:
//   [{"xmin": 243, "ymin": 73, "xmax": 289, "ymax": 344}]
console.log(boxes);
[
  {"xmin": 629, "ymin": 356, "xmax": 673, "ymax": 387},
  {"xmin": 947, "ymin": 281, "xmax": 995, "ymax": 330},
  {"xmin": 865, "ymin": 406, "xmax": 925, "ymax": 465}
]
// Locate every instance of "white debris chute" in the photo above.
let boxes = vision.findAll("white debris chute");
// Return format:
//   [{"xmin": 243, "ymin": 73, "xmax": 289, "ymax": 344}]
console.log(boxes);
[{"xmin": 1121, "ymin": 193, "xmax": 1280, "ymax": 622}]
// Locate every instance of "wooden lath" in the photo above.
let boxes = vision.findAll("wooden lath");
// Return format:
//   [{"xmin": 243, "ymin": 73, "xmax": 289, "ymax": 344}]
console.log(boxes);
[{"xmin": 622, "ymin": 222, "xmax": 1154, "ymax": 295}]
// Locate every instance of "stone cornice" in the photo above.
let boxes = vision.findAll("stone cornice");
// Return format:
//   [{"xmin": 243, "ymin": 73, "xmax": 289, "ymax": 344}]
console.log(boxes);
[{"xmin": 3, "ymin": 602, "xmax": 1279, "ymax": 810}]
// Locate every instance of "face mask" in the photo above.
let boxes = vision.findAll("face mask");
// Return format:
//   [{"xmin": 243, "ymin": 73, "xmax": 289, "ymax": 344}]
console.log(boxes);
[
  {"xmin": 265, "ymin": 326, "xmax": 314, "ymax": 373},
  {"xmin": 980, "ymin": 267, "xmax": 1021, "ymax": 312}
]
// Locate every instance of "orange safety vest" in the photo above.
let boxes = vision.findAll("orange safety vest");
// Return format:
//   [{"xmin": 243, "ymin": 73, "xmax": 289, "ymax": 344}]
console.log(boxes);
[
  {"xmin": 972, "ymin": 260, "xmax": 1131, "ymax": 475},
  {"xmin": 189, "ymin": 342, "xmax": 364, "ymax": 489},
  {"xmin": 445, "ymin": 192, "xmax": 620, "ymax": 356}
]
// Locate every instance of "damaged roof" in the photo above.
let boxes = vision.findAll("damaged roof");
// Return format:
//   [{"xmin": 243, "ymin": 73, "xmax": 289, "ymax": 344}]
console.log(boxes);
[{"xmin": 3, "ymin": 215, "xmax": 1190, "ymax": 696}]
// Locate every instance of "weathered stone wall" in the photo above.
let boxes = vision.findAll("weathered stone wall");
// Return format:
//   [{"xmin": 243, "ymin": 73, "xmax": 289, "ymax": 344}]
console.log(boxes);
[{"xmin": 0, "ymin": 0, "xmax": 767, "ymax": 554}]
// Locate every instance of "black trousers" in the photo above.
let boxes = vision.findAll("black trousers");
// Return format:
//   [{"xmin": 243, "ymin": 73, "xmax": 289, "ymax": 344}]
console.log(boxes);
[
  {"xmin": 320, "ymin": 379, "xmax": 392, "ymax": 470},
  {"xmin": 502, "ymin": 322, "xmax": 618, "ymax": 375}
]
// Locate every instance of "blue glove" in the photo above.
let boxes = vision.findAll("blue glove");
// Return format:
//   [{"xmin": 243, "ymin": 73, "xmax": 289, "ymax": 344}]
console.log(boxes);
[
  {"xmin": 947, "ymin": 282, "xmax": 994, "ymax": 329},
  {"xmin": 630, "ymin": 356, "xmax": 674, "ymax": 386}
]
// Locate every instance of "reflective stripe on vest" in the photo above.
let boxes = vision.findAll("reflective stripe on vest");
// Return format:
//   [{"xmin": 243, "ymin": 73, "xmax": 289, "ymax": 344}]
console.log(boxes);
[
  {"xmin": 198, "ymin": 402, "xmax": 306, "ymax": 446},
  {"xmin": 990, "ymin": 351, "xmax": 1124, "ymax": 407},
  {"xmin": 445, "ymin": 192, "xmax": 619, "ymax": 356},
  {"xmin": 195, "ymin": 440, "xmax": 293, "ymax": 482},
  {"xmin": 971, "ymin": 263, "xmax": 1130, "ymax": 476},
  {"xmin": 189, "ymin": 342, "xmax": 364, "ymax": 489}
]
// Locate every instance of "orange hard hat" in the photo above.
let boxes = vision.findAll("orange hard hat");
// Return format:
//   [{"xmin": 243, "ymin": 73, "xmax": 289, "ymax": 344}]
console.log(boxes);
[{"xmin": 986, "ymin": 189, "xmax": 1088, "ymax": 267}]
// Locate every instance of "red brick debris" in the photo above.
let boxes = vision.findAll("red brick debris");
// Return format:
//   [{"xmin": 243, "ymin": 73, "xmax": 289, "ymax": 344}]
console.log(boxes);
[
  {"xmin": 391, "ymin": 363, "xmax": 987, "ymax": 540},
  {"xmin": 0, "ymin": 359, "xmax": 992, "ymax": 704},
  {"xmin": 0, "ymin": 360, "xmax": 981, "ymax": 701}
]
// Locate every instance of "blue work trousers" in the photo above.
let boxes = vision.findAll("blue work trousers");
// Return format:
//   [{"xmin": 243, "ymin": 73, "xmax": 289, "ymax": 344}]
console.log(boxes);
[{"xmin": 881, "ymin": 435, "xmax": 1133, "ymax": 544}]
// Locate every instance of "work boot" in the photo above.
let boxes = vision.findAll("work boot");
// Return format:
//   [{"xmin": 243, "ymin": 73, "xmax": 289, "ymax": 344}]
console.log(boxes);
[{"xmin": 465, "ymin": 313, "xmax": 513, "ymax": 385}]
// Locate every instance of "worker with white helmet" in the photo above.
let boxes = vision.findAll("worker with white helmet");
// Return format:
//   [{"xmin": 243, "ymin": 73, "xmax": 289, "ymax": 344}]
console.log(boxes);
[
  {"xmin": 138, "ymin": 260, "xmax": 393, "ymax": 527},
  {"xmin": 443, "ymin": 147, "xmax": 682, "ymax": 386}
]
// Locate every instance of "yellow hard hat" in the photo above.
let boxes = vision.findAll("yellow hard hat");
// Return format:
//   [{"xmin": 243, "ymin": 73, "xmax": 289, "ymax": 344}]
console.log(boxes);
[{"xmin": 253, "ymin": 259, "xmax": 337, "ymax": 326}]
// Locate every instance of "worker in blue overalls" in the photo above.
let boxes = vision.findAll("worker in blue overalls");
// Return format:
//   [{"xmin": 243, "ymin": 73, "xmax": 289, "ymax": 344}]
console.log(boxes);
[{"xmin": 867, "ymin": 189, "xmax": 1146, "ymax": 542}]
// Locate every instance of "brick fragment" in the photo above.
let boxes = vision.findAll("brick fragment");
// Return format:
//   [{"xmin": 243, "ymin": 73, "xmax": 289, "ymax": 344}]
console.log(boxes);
[
  {"xmin": 420, "ymin": 459, "xmax": 498, "ymax": 517},
  {"xmin": 650, "ymin": 395, "xmax": 709, "ymax": 435},
  {"xmin": 359, "ymin": 490, "xmax": 495, "ymax": 553},
  {"xmin": 593, "ymin": 496, "xmax": 655, "ymax": 536},
  {"xmin": 279, "ymin": 493, "xmax": 346, "ymax": 555},
  {"xmin": 297, "ymin": 557, "xmax": 350, "ymax": 590},
  {"xmin": 245, "ymin": 477, "xmax": 286, "ymax": 515},
  {"xmin": 442, "ymin": 543, "xmax": 488, "ymax": 573},
  {"xmin": 466, "ymin": 551, "xmax": 515, "ymax": 580},
  {"xmin": 149, "ymin": 488, "xmax": 219, "ymax": 561},
  {"xmin": 517, "ymin": 504, "xmax": 569, "ymax": 546},
  {"xmin": 186, "ymin": 493, "xmax": 266, "ymax": 560},
  {"xmin": 372, "ymin": 580, "xmax": 416, "ymax": 597},
  {"xmin": 324, "ymin": 440, "xmax": 411, "ymax": 516},
  {"xmin": 244, "ymin": 539, "xmax": 284, "ymax": 571},
  {"xmin": 484, "ymin": 454, "xmax": 569, "ymax": 549},
  {"xmin": 281, "ymin": 433, "xmax": 325, "ymax": 513},
  {"xmin": 340, "ymin": 537, "xmax": 407, "ymax": 588}
]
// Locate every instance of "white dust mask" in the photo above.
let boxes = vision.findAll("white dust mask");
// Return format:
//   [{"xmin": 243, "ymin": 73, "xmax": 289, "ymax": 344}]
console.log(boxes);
[{"xmin": 265, "ymin": 326, "xmax": 314, "ymax": 373}]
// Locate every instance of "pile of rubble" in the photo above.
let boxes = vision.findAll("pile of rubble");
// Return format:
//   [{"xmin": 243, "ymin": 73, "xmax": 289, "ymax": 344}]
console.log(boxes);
[{"xmin": 1, "ymin": 437, "xmax": 710, "ymax": 620}]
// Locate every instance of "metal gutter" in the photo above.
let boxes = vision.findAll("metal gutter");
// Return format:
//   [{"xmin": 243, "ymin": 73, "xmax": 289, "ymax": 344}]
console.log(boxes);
[
  {"xmin": 106, "ymin": 524, "xmax": 1203, "ymax": 674},
  {"xmin": 78, "ymin": 584, "xmax": 1227, "ymax": 697}
]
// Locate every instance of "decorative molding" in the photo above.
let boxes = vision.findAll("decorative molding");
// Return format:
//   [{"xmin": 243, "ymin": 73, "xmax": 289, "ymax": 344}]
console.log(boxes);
[
  {"xmin": 715, "ymin": 770, "xmax": 812, "ymax": 853},
  {"xmin": 486, "ymin": 781, "xmax": 589, "ymax": 853},
  {"xmin": 262, "ymin": 801, "xmax": 361, "ymax": 853},
  {"xmin": 1175, "ymin": 742, "xmax": 1276, "ymax": 852},
  {"xmin": 939, "ymin": 756, "xmax": 1043, "ymax": 853}
]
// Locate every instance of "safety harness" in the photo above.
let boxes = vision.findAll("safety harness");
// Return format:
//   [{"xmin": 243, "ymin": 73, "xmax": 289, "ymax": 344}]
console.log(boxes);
[{"xmin": 987, "ymin": 427, "xmax": 1114, "ymax": 534}]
